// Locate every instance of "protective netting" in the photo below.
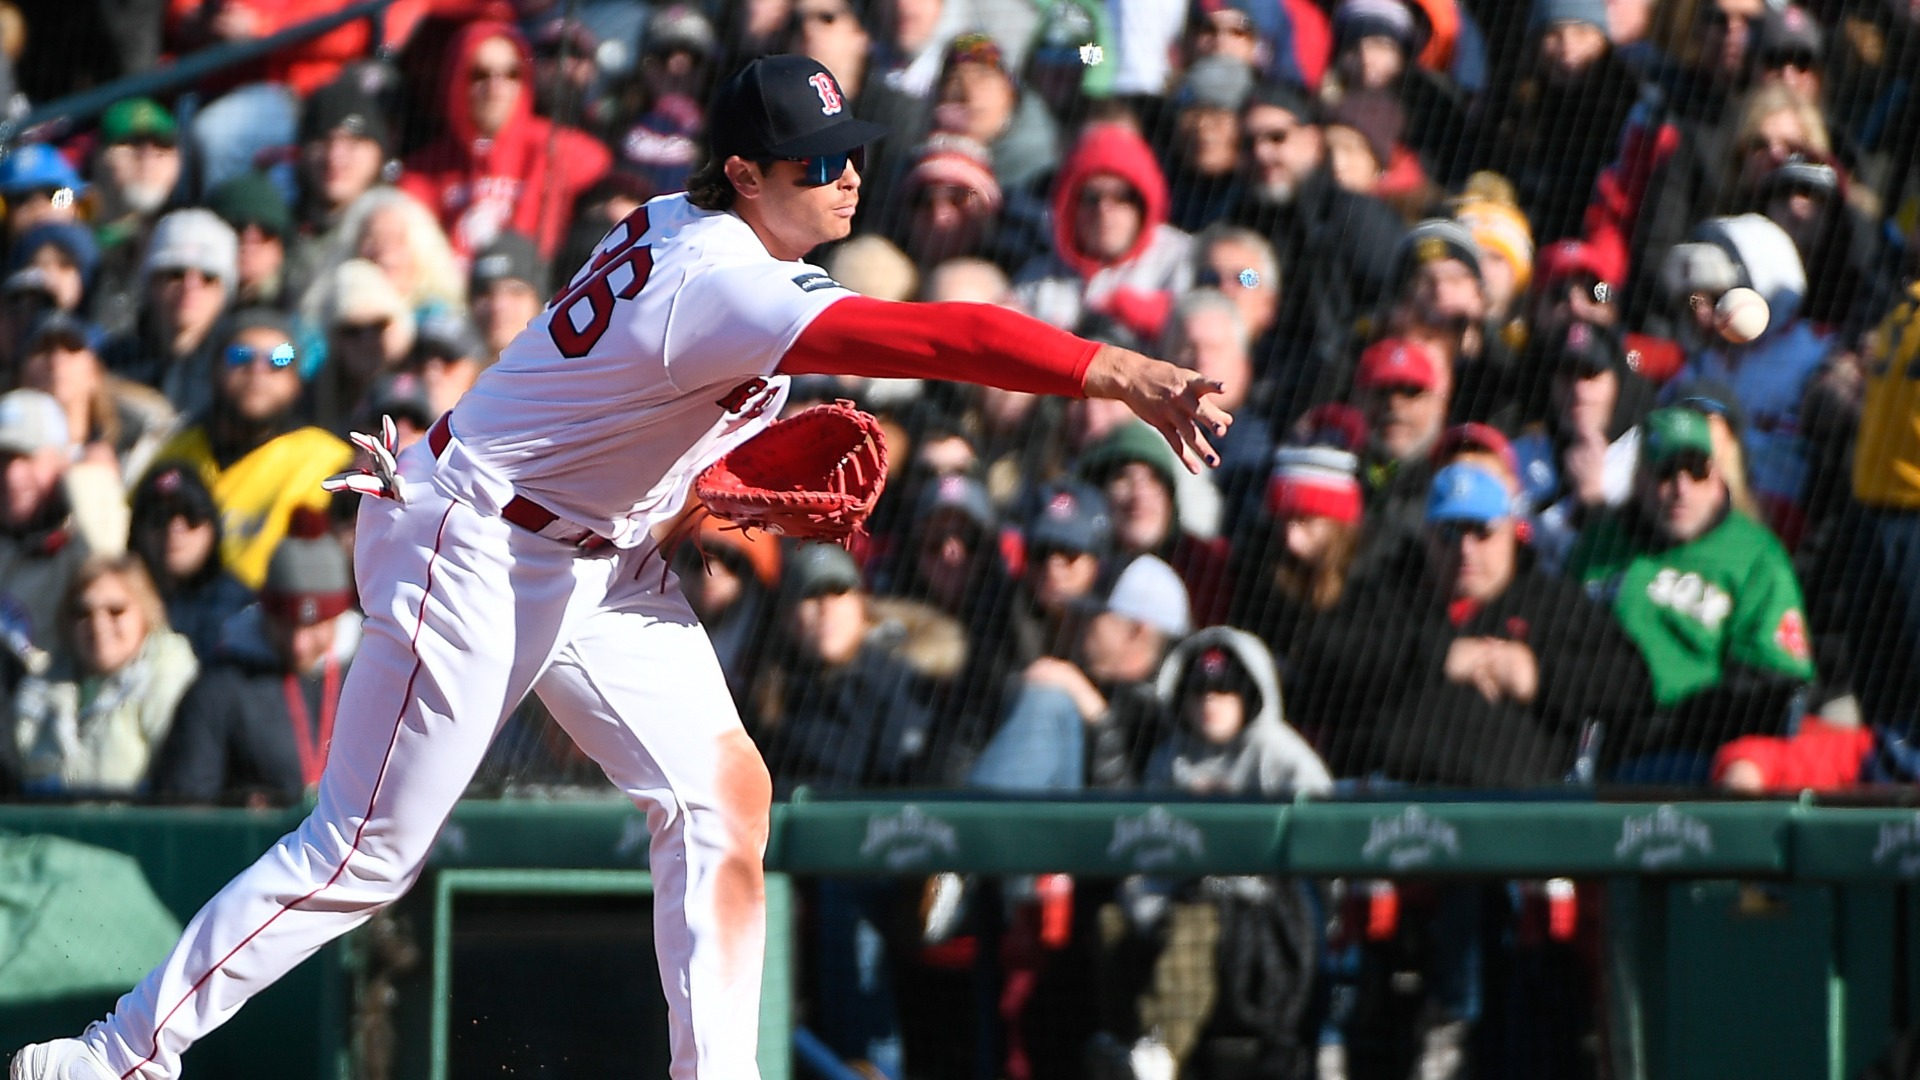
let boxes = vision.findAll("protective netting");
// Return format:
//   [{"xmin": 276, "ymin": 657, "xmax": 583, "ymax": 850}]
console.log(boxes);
[
  {"xmin": 0, "ymin": 0, "xmax": 1911, "ymax": 808},
  {"xmin": 0, "ymin": 7, "xmax": 1917, "ymax": 1074}
]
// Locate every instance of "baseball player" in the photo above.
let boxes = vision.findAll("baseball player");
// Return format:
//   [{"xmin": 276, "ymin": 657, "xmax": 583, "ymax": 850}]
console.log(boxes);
[{"xmin": 11, "ymin": 56, "xmax": 1228, "ymax": 1080}]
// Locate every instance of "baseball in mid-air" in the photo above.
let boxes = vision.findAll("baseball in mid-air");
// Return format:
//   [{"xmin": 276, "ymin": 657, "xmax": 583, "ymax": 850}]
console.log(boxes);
[{"xmin": 1715, "ymin": 287, "xmax": 1770, "ymax": 343}]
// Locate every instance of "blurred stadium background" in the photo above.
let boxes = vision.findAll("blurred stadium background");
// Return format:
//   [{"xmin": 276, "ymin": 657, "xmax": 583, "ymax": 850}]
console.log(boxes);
[{"xmin": 1, "ymin": 0, "xmax": 1919, "ymax": 1075}]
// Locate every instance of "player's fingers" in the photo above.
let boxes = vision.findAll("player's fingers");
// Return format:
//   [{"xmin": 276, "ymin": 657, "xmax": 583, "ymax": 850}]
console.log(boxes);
[
  {"xmin": 1193, "ymin": 397, "xmax": 1233, "ymax": 437},
  {"xmin": 1151, "ymin": 418, "xmax": 1205, "ymax": 474},
  {"xmin": 1180, "ymin": 419, "xmax": 1221, "ymax": 471},
  {"xmin": 1181, "ymin": 377, "xmax": 1232, "ymax": 436}
]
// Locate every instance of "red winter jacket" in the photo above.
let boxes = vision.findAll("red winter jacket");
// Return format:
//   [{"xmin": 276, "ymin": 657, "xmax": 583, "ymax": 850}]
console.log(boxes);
[
  {"xmin": 400, "ymin": 20, "xmax": 611, "ymax": 261},
  {"xmin": 167, "ymin": 0, "xmax": 379, "ymax": 96},
  {"xmin": 1041, "ymin": 124, "xmax": 1189, "ymax": 340},
  {"xmin": 1050, "ymin": 124, "xmax": 1171, "ymax": 282},
  {"xmin": 1280, "ymin": 0, "xmax": 1332, "ymax": 89},
  {"xmin": 1711, "ymin": 718, "xmax": 1874, "ymax": 793}
]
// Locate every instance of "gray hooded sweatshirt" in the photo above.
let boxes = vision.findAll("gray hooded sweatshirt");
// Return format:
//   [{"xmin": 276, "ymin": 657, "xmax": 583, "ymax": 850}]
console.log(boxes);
[{"xmin": 1145, "ymin": 627, "xmax": 1333, "ymax": 798}]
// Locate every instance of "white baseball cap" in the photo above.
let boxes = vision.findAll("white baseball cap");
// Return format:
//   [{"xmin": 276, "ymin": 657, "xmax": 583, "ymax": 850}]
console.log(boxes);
[
  {"xmin": 0, "ymin": 389, "xmax": 70, "ymax": 457},
  {"xmin": 1105, "ymin": 555, "xmax": 1191, "ymax": 638},
  {"xmin": 144, "ymin": 208, "xmax": 238, "ymax": 286}
]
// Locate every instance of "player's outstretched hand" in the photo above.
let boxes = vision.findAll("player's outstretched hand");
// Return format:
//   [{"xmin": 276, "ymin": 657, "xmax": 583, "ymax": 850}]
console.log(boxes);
[{"xmin": 1082, "ymin": 345, "xmax": 1232, "ymax": 473}]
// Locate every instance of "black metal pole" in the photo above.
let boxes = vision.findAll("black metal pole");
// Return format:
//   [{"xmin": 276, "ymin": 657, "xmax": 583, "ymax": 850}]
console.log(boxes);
[{"xmin": 0, "ymin": 0, "xmax": 396, "ymax": 149}]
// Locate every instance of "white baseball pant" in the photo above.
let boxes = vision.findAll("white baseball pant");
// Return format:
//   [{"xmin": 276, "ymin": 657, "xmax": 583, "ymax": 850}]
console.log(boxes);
[{"xmin": 81, "ymin": 435, "xmax": 772, "ymax": 1080}]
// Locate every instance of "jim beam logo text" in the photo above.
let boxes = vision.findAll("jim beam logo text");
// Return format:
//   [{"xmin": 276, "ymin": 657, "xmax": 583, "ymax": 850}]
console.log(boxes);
[
  {"xmin": 1614, "ymin": 805, "xmax": 1714, "ymax": 869},
  {"xmin": 1361, "ymin": 807, "xmax": 1461, "ymax": 870},
  {"xmin": 1107, "ymin": 806, "xmax": 1207, "ymax": 870},
  {"xmin": 860, "ymin": 805, "xmax": 958, "ymax": 870},
  {"xmin": 1870, "ymin": 812, "xmax": 1920, "ymax": 877}
]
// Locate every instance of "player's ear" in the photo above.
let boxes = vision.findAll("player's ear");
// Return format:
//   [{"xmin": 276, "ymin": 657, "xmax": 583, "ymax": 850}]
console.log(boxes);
[{"xmin": 724, "ymin": 156, "xmax": 763, "ymax": 201}]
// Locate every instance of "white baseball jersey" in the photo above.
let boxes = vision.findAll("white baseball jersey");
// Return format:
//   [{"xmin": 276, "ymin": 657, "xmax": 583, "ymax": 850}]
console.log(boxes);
[{"xmin": 450, "ymin": 192, "xmax": 854, "ymax": 543}]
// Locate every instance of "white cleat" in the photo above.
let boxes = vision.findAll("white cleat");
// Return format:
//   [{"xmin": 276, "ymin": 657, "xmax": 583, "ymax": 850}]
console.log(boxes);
[{"xmin": 9, "ymin": 1040, "xmax": 117, "ymax": 1080}]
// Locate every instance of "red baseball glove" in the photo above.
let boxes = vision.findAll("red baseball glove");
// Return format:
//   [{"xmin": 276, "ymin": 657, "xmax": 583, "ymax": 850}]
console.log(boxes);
[{"xmin": 694, "ymin": 400, "xmax": 888, "ymax": 544}]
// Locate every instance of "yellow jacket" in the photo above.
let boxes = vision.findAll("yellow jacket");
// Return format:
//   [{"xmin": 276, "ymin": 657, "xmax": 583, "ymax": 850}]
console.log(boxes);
[
  {"xmin": 150, "ymin": 425, "xmax": 354, "ymax": 588},
  {"xmin": 1856, "ymin": 280, "xmax": 1920, "ymax": 509}
]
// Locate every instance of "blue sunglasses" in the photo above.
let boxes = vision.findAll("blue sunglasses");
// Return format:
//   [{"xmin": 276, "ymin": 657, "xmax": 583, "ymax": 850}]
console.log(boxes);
[
  {"xmin": 225, "ymin": 342, "xmax": 297, "ymax": 369},
  {"xmin": 784, "ymin": 146, "xmax": 866, "ymax": 186}
]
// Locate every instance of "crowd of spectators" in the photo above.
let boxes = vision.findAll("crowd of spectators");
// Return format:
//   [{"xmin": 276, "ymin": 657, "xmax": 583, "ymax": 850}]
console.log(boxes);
[
  {"xmin": 0, "ymin": 0, "xmax": 1917, "ymax": 1073},
  {"xmin": 0, "ymin": 0, "xmax": 1913, "ymax": 805}
]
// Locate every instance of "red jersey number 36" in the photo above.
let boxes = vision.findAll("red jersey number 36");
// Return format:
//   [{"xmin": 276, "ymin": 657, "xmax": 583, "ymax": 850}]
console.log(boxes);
[{"xmin": 549, "ymin": 206, "xmax": 653, "ymax": 358}]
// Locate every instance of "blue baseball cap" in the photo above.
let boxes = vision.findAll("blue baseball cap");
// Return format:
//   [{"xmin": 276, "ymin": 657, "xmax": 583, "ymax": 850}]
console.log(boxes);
[
  {"xmin": 1426, "ymin": 463, "xmax": 1514, "ymax": 525},
  {"xmin": 0, "ymin": 144, "xmax": 86, "ymax": 198}
]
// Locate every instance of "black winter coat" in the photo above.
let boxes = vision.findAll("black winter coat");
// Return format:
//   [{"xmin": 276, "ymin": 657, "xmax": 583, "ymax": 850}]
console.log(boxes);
[
  {"xmin": 761, "ymin": 643, "xmax": 942, "ymax": 793},
  {"xmin": 150, "ymin": 648, "xmax": 347, "ymax": 805},
  {"xmin": 1230, "ymin": 166, "xmax": 1407, "ymax": 402},
  {"xmin": 1470, "ymin": 54, "xmax": 1646, "ymax": 245},
  {"xmin": 1312, "ymin": 560, "xmax": 1653, "ymax": 786}
]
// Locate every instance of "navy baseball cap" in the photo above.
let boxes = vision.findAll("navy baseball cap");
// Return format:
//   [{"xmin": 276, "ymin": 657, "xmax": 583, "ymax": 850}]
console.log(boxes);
[
  {"xmin": 1028, "ymin": 482, "xmax": 1112, "ymax": 555},
  {"xmin": 24, "ymin": 311, "xmax": 101, "ymax": 353},
  {"xmin": 709, "ymin": 55, "xmax": 888, "ymax": 162},
  {"xmin": 918, "ymin": 473, "xmax": 995, "ymax": 534}
]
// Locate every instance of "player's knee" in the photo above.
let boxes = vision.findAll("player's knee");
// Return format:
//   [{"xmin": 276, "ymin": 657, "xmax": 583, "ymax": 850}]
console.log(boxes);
[
  {"xmin": 337, "ymin": 845, "xmax": 429, "ymax": 900},
  {"xmin": 284, "ymin": 819, "xmax": 427, "ymax": 904},
  {"xmin": 715, "ymin": 729, "xmax": 774, "ymax": 851}
]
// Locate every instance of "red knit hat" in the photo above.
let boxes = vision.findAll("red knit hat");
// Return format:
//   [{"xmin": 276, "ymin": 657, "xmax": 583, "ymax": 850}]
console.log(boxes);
[
  {"xmin": 1267, "ymin": 445, "xmax": 1363, "ymax": 524},
  {"xmin": 906, "ymin": 134, "xmax": 1004, "ymax": 213}
]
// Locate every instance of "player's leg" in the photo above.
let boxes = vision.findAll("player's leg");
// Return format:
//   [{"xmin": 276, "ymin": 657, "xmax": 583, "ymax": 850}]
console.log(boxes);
[
  {"xmin": 533, "ymin": 576, "xmax": 771, "ymax": 1080},
  {"xmin": 63, "ymin": 496, "xmax": 584, "ymax": 1080}
]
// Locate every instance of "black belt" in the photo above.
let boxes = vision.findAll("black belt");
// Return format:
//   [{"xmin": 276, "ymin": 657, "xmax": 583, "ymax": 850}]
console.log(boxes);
[{"xmin": 426, "ymin": 414, "xmax": 613, "ymax": 552}]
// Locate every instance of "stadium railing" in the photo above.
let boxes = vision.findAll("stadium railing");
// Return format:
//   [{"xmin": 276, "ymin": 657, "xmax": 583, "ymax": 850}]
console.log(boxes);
[{"xmin": 4, "ymin": 794, "xmax": 1920, "ymax": 1080}]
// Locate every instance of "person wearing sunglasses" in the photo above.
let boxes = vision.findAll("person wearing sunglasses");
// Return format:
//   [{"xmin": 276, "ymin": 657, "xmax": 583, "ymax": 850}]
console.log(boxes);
[
  {"xmin": 98, "ymin": 210, "xmax": 238, "ymax": 421},
  {"xmin": 1293, "ymin": 457, "xmax": 1645, "ymax": 1074},
  {"xmin": 1755, "ymin": 5, "xmax": 1824, "ymax": 102},
  {"xmin": 144, "ymin": 309, "xmax": 352, "ymax": 592},
  {"xmin": 0, "ymin": 144, "xmax": 86, "ymax": 248},
  {"xmin": 1346, "ymin": 457, "xmax": 1652, "ymax": 788},
  {"xmin": 786, "ymin": 0, "xmax": 929, "ymax": 225},
  {"xmin": 127, "ymin": 465, "xmax": 254, "ymax": 665},
  {"xmin": 399, "ymin": 20, "xmax": 611, "ymax": 261},
  {"xmin": 1014, "ymin": 120, "xmax": 1190, "ymax": 343},
  {"xmin": 1229, "ymin": 83, "xmax": 1404, "ymax": 386},
  {"xmin": 7, "ymin": 55, "xmax": 1230, "ymax": 1080},
  {"xmin": 12, "ymin": 553, "xmax": 198, "ymax": 797},
  {"xmin": 1565, "ymin": 406, "xmax": 1815, "ymax": 784}
]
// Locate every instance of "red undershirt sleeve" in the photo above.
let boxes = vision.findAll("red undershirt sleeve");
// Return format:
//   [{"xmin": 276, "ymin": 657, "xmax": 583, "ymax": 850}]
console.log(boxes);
[{"xmin": 777, "ymin": 295, "xmax": 1098, "ymax": 398}]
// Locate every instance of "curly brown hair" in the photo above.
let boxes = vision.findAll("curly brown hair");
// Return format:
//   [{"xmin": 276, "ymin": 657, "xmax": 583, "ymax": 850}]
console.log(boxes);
[
  {"xmin": 688, "ymin": 156, "xmax": 786, "ymax": 212},
  {"xmin": 687, "ymin": 159, "xmax": 738, "ymax": 211}
]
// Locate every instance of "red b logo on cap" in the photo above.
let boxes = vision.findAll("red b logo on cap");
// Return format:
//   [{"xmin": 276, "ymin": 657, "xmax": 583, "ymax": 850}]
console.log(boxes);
[{"xmin": 809, "ymin": 72, "xmax": 844, "ymax": 116}]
